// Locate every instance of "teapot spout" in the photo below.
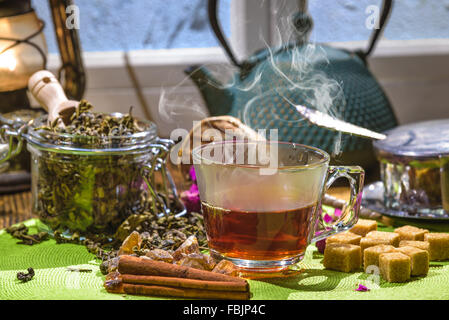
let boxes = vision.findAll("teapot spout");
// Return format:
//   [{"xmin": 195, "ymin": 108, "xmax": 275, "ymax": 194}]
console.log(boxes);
[{"xmin": 185, "ymin": 65, "xmax": 233, "ymax": 116}]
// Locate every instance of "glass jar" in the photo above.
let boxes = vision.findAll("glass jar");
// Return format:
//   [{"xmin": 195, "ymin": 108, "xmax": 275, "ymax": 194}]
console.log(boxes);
[
  {"xmin": 373, "ymin": 119, "xmax": 449, "ymax": 216},
  {"xmin": 0, "ymin": 109, "xmax": 43, "ymax": 173},
  {"xmin": 1, "ymin": 114, "xmax": 184, "ymax": 235}
]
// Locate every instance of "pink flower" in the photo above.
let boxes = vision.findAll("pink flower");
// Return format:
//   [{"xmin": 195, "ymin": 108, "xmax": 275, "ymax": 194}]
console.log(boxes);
[
  {"xmin": 190, "ymin": 183, "xmax": 198, "ymax": 192},
  {"xmin": 180, "ymin": 183, "xmax": 201, "ymax": 213},
  {"xmin": 189, "ymin": 166, "xmax": 197, "ymax": 182},
  {"xmin": 314, "ymin": 207, "xmax": 345, "ymax": 254},
  {"xmin": 334, "ymin": 208, "xmax": 342, "ymax": 217},
  {"xmin": 314, "ymin": 230, "xmax": 326, "ymax": 254},
  {"xmin": 355, "ymin": 284, "xmax": 370, "ymax": 292},
  {"xmin": 316, "ymin": 238, "xmax": 326, "ymax": 254},
  {"xmin": 180, "ymin": 167, "xmax": 201, "ymax": 213},
  {"xmin": 323, "ymin": 213, "xmax": 333, "ymax": 224},
  {"xmin": 314, "ymin": 226, "xmax": 333, "ymax": 254}
]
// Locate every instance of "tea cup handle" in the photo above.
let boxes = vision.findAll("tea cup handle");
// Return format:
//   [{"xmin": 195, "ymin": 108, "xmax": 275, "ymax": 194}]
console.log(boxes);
[{"xmin": 312, "ymin": 166, "xmax": 365, "ymax": 243}]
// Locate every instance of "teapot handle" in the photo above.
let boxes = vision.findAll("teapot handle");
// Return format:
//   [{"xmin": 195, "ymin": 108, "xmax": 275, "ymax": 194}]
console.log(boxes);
[
  {"xmin": 208, "ymin": 0, "xmax": 243, "ymax": 69},
  {"xmin": 208, "ymin": 0, "xmax": 393, "ymax": 67},
  {"xmin": 360, "ymin": 0, "xmax": 394, "ymax": 60}
]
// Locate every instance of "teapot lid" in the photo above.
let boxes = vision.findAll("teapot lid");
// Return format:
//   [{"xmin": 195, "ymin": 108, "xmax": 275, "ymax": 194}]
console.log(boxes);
[{"xmin": 373, "ymin": 119, "xmax": 449, "ymax": 160}]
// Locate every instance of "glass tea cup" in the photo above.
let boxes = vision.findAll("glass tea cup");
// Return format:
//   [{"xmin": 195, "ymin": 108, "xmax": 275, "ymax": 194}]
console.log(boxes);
[{"xmin": 192, "ymin": 140, "xmax": 364, "ymax": 272}]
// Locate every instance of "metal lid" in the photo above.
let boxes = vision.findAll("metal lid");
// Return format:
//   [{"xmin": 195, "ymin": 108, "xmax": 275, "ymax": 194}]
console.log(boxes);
[{"xmin": 373, "ymin": 119, "xmax": 449, "ymax": 160}]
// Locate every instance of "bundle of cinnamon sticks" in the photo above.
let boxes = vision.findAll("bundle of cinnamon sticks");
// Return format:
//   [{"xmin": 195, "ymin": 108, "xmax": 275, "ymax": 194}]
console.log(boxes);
[{"xmin": 104, "ymin": 255, "xmax": 251, "ymax": 300}]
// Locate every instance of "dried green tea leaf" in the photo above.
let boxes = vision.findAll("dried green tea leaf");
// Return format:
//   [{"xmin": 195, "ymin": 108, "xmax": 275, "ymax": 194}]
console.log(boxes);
[
  {"xmin": 17, "ymin": 267, "xmax": 35, "ymax": 282},
  {"xmin": 66, "ymin": 267, "xmax": 92, "ymax": 273},
  {"xmin": 6, "ymin": 224, "xmax": 49, "ymax": 246}
]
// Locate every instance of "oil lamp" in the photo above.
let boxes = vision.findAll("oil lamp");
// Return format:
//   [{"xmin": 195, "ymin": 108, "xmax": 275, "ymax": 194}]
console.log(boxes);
[{"xmin": 0, "ymin": 0, "xmax": 47, "ymax": 112}]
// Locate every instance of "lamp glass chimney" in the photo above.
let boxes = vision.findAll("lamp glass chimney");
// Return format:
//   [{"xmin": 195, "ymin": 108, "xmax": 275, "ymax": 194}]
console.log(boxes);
[{"xmin": 0, "ymin": 10, "xmax": 47, "ymax": 92}]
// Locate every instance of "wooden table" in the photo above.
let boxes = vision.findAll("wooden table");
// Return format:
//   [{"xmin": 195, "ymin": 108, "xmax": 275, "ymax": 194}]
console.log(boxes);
[{"xmin": 0, "ymin": 192, "xmax": 34, "ymax": 229}]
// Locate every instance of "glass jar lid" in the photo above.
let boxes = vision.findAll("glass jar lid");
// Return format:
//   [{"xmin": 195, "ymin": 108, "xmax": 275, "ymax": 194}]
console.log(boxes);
[
  {"xmin": 25, "ymin": 113, "xmax": 158, "ymax": 155},
  {"xmin": 373, "ymin": 119, "xmax": 449, "ymax": 160}
]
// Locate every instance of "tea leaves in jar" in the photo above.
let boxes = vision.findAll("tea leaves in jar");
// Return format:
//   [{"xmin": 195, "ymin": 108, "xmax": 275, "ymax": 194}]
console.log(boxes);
[
  {"xmin": 30, "ymin": 100, "xmax": 158, "ymax": 235},
  {"xmin": 35, "ymin": 153, "xmax": 146, "ymax": 233}
]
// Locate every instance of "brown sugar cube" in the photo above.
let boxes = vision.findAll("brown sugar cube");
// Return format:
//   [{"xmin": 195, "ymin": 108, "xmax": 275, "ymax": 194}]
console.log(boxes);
[
  {"xmin": 350, "ymin": 219, "xmax": 377, "ymax": 237},
  {"xmin": 379, "ymin": 252, "xmax": 411, "ymax": 283},
  {"xmin": 326, "ymin": 232, "xmax": 362, "ymax": 246},
  {"xmin": 424, "ymin": 233, "xmax": 449, "ymax": 261},
  {"xmin": 399, "ymin": 240, "xmax": 430, "ymax": 252},
  {"xmin": 360, "ymin": 237, "xmax": 394, "ymax": 254},
  {"xmin": 396, "ymin": 246, "xmax": 429, "ymax": 276},
  {"xmin": 394, "ymin": 225, "xmax": 429, "ymax": 241},
  {"xmin": 366, "ymin": 231, "xmax": 400, "ymax": 247},
  {"xmin": 323, "ymin": 243, "xmax": 361, "ymax": 273},
  {"xmin": 363, "ymin": 245, "xmax": 396, "ymax": 271}
]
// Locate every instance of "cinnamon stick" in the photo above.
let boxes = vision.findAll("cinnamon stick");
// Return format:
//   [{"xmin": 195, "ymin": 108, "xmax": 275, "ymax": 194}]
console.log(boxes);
[
  {"xmin": 110, "ymin": 282, "xmax": 250, "ymax": 300},
  {"xmin": 118, "ymin": 256, "xmax": 246, "ymax": 284},
  {"xmin": 121, "ymin": 274, "xmax": 249, "ymax": 292}
]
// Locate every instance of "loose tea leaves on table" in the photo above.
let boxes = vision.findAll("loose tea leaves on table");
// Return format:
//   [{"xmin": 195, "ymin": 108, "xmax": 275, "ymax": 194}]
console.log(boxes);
[
  {"xmin": 66, "ymin": 267, "xmax": 92, "ymax": 273},
  {"xmin": 99, "ymin": 211, "xmax": 207, "ymax": 274},
  {"xmin": 17, "ymin": 267, "xmax": 35, "ymax": 282},
  {"xmin": 6, "ymin": 223, "xmax": 49, "ymax": 245},
  {"xmin": 115, "ymin": 211, "xmax": 207, "ymax": 250}
]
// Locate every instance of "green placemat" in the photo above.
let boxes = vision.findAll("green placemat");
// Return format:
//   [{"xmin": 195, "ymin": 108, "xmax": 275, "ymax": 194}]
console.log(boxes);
[{"xmin": 1, "ymin": 219, "xmax": 449, "ymax": 300}]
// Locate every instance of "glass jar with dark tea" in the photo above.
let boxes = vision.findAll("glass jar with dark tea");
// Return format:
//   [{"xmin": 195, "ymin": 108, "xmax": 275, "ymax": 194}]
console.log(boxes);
[{"xmin": 0, "ymin": 102, "xmax": 183, "ymax": 235}]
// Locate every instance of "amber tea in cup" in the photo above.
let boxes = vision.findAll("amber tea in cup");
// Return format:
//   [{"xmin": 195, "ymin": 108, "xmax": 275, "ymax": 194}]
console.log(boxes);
[
  {"xmin": 202, "ymin": 202, "xmax": 317, "ymax": 261},
  {"xmin": 193, "ymin": 141, "xmax": 364, "ymax": 271}
]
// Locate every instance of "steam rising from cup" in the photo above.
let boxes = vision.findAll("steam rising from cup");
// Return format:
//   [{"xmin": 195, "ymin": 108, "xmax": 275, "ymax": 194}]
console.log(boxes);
[{"xmin": 157, "ymin": 0, "xmax": 346, "ymax": 157}]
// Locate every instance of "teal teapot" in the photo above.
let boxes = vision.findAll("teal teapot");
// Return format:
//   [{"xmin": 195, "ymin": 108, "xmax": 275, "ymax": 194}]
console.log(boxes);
[{"xmin": 186, "ymin": 0, "xmax": 398, "ymax": 171}]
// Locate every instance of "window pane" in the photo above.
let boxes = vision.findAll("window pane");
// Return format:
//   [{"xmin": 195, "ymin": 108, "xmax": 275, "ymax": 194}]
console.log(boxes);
[
  {"xmin": 308, "ymin": 0, "xmax": 449, "ymax": 43},
  {"xmin": 34, "ymin": 0, "xmax": 231, "ymax": 53}
]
